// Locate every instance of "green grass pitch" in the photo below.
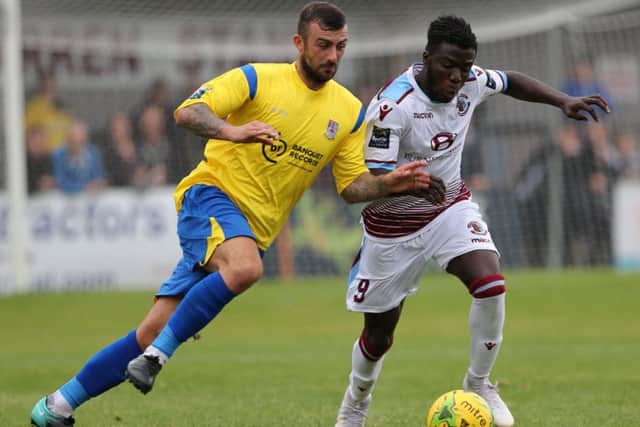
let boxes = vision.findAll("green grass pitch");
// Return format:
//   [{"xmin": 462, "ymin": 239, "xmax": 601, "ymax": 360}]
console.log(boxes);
[{"xmin": 1, "ymin": 269, "xmax": 638, "ymax": 426}]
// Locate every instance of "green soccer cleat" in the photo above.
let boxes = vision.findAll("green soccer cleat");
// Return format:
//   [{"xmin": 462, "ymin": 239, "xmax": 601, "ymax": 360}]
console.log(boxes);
[{"xmin": 30, "ymin": 397, "xmax": 75, "ymax": 427}]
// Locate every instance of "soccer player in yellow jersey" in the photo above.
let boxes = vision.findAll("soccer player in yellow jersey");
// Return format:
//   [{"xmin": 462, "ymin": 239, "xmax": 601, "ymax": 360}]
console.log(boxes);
[{"xmin": 30, "ymin": 2, "xmax": 445, "ymax": 426}]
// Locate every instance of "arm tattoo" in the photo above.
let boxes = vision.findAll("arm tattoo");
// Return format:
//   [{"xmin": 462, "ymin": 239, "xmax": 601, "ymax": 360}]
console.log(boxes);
[
  {"xmin": 177, "ymin": 103, "xmax": 227, "ymax": 139},
  {"xmin": 341, "ymin": 173, "xmax": 388, "ymax": 203}
]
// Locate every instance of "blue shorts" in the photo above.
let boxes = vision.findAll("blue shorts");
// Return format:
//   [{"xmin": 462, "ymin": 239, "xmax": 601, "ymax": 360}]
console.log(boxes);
[{"xmin": 157, "ymin": 185, "xmax": 257, "ymax": 297}]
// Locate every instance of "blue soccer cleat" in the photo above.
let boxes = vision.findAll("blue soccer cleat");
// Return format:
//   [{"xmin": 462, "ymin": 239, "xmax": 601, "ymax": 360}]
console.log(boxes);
[{"xmin": 30, "ymin": 397, "xmax": 75, "ymax": 427}]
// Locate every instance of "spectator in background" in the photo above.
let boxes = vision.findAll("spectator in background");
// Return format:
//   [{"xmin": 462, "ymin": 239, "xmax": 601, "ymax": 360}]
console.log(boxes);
[
  {"xmin": 513, "ymin": 137, "xmax": 552, "ymax": 268},
  {"xmin": 137, "ymin": 105, "xmax": 170, "ymax": 187},
  {"xmin": 169, "ymin": 68, "xmax": 209, "ymax": 182},
  {"xmin": 132, "ymin": 77, "xmax": 176, "ymax": 141},
  {"xmin": 51, "ymin": 119, "xmax": 105, "ymax": 194},
  {"xmin": 612, "ymin": 129, "xmax": 640, "ymax": 179},
  {"xmin": 25, "ymin": 125, "xmax": 55, "ymax": 194},
  {"xmin": 556, "ymin": 124, "xmax": 593, "ymax": 266},
  {"xmin": 24, "ymin": 73, "xmax": 72, "ymax": 152},
  {"xmin": 102, "ymin": 112, "xmax": 145, "ymax": 187},
  {"xmin": 583, "ymin": 121, "xmax": 617, "ymax": 264},
  {"xmin": 563, "ymin": 57, "xmax": 612, "ymax": 118},
  {"xmin": 514, "ymin": 123, "xmax": 591, "ymax": 267},
  {"xmin": 461, "ymin": 127, "xmax": 489, "ymax": 194}
]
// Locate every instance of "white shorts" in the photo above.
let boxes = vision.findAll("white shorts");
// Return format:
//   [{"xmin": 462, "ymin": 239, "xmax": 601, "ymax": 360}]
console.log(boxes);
[{"xmin": 346, "ymin": 200, "xmax": 499, "ymax": 313}]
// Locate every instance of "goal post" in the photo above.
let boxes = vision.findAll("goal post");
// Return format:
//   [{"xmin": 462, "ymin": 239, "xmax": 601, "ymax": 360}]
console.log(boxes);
[{"xmin": 1, "ymin": 0, "xmax": 29, "ymax": 294}]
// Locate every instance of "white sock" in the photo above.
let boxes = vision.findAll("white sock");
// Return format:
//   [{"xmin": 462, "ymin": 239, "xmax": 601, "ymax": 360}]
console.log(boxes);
[
  {"xmin": 348, "ymin": 338, "xmax": 384, "ymax": 401},
  {"xmin": 144, "ymin": 345, "xmax": 169, "ymax": 366},
  {"xmin": 468, "ymin": 293, "xmax": 505, "ymax": 378},
  {"xmin": 47, "ymin": 390, "xmax": 74, "ymax": 418}
]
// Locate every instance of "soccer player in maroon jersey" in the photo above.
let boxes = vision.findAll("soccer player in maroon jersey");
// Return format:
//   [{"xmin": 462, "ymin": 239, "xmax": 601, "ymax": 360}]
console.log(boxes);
[{"xmin": 334, "ymin": 15, "xmax": 609, "ymax": 427}]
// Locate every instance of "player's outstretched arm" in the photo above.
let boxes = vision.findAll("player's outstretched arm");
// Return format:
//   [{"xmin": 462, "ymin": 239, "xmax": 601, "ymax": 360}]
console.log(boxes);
[
  {"xmin": 504, "ymin": 71, "xmax": 610, "ymax": 121},
  {"xmin": 340, "ymin": 160, "xmax": 444, "ymax": 204},
  {"xmin": 175, "ymin": 103, "xmax": 279, "ymax": 144}
]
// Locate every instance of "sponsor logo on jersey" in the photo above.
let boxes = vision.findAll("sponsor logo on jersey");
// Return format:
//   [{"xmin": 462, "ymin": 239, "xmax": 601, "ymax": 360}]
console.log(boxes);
[
  {"xmin": 430, "ymin": 132, "xmax": 458, "ymax": 151},
  {"xmin": 468, "ymin": 221, "xmax": 488, "ymax": 235},
  {"xmin": 368, "ymin": 126, "xmax": 391, "ymax": 149},
  {"xmin": 262, "ymin": 139, "xmax": 324, "ymax": 170},
  {"xmin": 188, "ymin": 86, "xmax": 211, "ymax": 99},
  {"xmin": 404, "ymin": 152, "xmax": 429, "ymax": 162},
  {"xmin": 289, "ymin": 144, "xmax": 324, "ymax": 167},
  {"xmin": 413, "ymin": 112, "xmax": 434, "ymax": 119},
  {"xmin": 486, "ymin": 74, "xmax": 497, "ymax": 90},
  {"xmin": 457, "ymin": 93, "xmax": 471, "ymax": 116},
  {"xmin": 325, "ymin": 120, "xmax": 339, "ymax": 140},
  {"xmin": 379, "ymin": 102, "xmax": 393, "ymax": 121},
  {"xmin": 404, "ymin": 143, "xmax": 462, "ymax": 163},
  {"xmin": 471, "ymin": 238, "xmax": 491, "ymax": 243},
  {"xmin": 262, "ymin": 139, "xmax": 288, "ymax": 163}
]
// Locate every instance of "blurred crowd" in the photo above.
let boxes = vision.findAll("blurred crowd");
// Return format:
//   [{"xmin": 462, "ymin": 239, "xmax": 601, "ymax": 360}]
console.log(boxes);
[
  {"xmin": 24, "ymin": 73, "xmax": 203, "ymax": 195},
  {"xmin": 513, "ymin": 120, "xmax": 639, "ymax": 267},
  {"xmin": 510, "ymin": 59, "xmax": 640, "ymax": 267}
]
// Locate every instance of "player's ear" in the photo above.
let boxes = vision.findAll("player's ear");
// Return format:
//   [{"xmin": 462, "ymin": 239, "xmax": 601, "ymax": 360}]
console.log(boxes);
[
  {"xmin": 422, "ymin": 50, "xmax": 429, "ymax": 62},
  {"xmin": 293, "ymin": 33, "xmax": 304, "ymax": 54}
]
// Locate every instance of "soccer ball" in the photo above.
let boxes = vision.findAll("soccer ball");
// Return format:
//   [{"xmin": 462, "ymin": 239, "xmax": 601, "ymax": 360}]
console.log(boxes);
[{"xmin": 426, "ymin": 389, "xmax": 494, "ymax": 427}]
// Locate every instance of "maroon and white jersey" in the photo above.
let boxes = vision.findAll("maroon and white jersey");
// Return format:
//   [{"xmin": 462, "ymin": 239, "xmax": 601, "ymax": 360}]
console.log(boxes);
[{"xmin": 362, "ymin": 63, "xmax": 508, "ymax": 238}]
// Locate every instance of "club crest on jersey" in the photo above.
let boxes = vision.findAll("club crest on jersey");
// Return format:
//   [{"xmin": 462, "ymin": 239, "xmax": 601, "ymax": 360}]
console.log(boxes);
[
  {"xmin": 325, "ymin": 120, "xmax": 339, "ymax": 140},
  {"xmin": 379, "ymin": 102, "xmax": 393, "ymax": 121},
  {"xmin": 189, "ymin": 86, "xmax": 211, "ymax": 100},
  {"xmin": 457, "ymin": 93, "xmax": 470, "ymax": 116},
  {"xmin": 467, "ymin": 221, "xmax": 488, "ymax": 235}
]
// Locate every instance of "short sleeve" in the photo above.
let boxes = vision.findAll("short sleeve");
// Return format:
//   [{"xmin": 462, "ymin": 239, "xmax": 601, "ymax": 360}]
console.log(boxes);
[
  {"xmin": 473, "ymin": 65, "xmax": 508, "ymax": 103},
  {"xmin": 363, "ymin": 98, "xmax": 406, "ymax": 171},
  {"xmin": 174, "ymin": 65, "xmax": 254, "ymax": 118},
  {"xmin": 332, "ymin": 105, "xmax": 370, "ymax": 194}
]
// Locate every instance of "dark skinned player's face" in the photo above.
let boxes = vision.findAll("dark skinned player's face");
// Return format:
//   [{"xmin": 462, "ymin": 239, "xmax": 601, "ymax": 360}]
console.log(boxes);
[{"xmin": 421, "ymin": 42, "xmax": 476, "ymax": 103}]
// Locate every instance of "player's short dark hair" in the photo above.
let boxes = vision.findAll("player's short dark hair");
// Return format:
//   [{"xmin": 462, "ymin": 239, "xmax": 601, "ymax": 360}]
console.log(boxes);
[
  {"xmin": 426, "ymin": 15, "xmax": 477, "ymax": 52},
  {"xmin": 297, "ymin": 2, "xmax": 346, "ymax": 38}
]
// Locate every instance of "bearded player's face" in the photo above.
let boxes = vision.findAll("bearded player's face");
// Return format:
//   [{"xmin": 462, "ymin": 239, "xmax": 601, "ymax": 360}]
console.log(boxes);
[{"xmin": 299, "ymin": 21, "xmax": 348, "ymax": 84}]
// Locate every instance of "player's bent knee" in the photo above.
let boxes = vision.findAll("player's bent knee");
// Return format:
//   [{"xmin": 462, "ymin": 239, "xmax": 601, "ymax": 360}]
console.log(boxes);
[
  {"xmin": 360, "ymin": 329, "xmax": 394, "ymax": 361},
  {"xmin": 224, "ymin": 259, "xmax": 264, "ymax": 292},
  {"xmin": 468, "ymin": 274, "xmax": 506, "ymax": 298}
]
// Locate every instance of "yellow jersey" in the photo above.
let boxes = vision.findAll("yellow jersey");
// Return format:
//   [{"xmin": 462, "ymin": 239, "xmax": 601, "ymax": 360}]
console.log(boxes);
[
  {"xmin": 24, "ymin": 95, "xmax": 72, "ymax": 152},
  {"xmin": 174, "ymin": 62, "xmax": 368, "ymax": 250}
]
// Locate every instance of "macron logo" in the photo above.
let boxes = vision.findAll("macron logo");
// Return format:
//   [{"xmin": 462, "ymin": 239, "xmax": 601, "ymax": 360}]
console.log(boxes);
[
  {"xmin": 379, "ymin": 103, "xmax": 393, "ymax": 121},
  {"xmin": 484, "ymin": 342, "xmax": 497, "ymax": 350}
]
